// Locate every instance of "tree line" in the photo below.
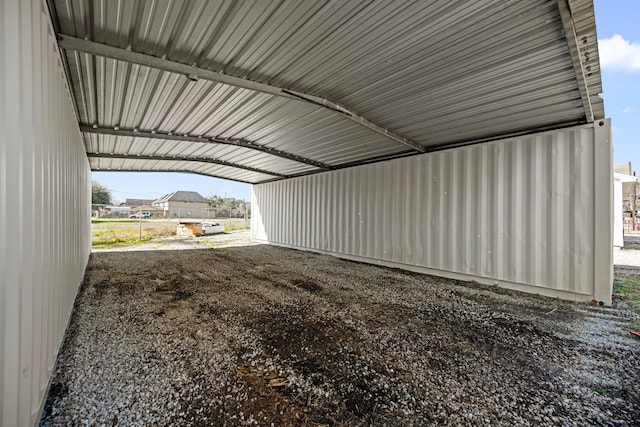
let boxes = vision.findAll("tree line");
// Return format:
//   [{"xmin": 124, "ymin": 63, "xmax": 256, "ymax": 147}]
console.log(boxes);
[{"xmin": 207, "ymin": 195, "xmax": 247, "ymax": 211}]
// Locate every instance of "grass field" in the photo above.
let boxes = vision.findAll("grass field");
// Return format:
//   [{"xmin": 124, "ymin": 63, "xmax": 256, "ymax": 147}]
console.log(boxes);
[
  {"xmin": 92, "ymin": 218, "xmax": 250, "ymax": 247},
  {"xmin": 614, "ymin": 277, "xmax": 640, "ymax": 302}
]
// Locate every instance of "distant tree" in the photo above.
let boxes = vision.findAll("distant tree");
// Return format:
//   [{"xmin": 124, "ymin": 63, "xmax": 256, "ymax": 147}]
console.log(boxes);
[
  {"xmin": 226, "ymin": 198, "xmax": 239, "ymax": 210},
  {"xmin": 208, "ymin": 195, "xmax": 225, "ymax": 209},
  {"xmin": 208, "ymin": 194, "xmax": 242, "ymax": 210},
  {"xmin": 92, "ymin": 181, "xmax": 112, "ymax": 205}
]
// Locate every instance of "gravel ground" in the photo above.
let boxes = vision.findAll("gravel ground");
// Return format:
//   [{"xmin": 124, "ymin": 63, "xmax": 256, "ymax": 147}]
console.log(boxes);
[{"xmin": 41, "ymin": 237, "xmax": 640, "ymax": 426}]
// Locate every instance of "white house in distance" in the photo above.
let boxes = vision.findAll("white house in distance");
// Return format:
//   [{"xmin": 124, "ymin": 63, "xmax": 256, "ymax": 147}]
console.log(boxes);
[
  {"xmin": 153, "ymin": 191, "xmax": 210, "ymax": 218},
  {"xmin": 613, "ymin": 162, "xmax": 637, "ymax": 248}
]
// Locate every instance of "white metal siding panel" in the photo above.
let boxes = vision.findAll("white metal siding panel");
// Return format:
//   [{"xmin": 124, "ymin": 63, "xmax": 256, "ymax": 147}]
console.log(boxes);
[
  {"xmin": 0, "ymin": 0, "xmax": 91, "ymax": 424},
  {"xmin": 252, "ymin": 123, "xmax": 613, "ymax": 303},
  {"xmin": 612, "ymin": 173, "xmax": 636, "ymax": 248},
  {"xmin": 592, "ymin": 120, "xmax": 613, "ymax": 303},
  {"xmin": 613, "ymin": 178, "xmax": 623, "ymax": 248}
]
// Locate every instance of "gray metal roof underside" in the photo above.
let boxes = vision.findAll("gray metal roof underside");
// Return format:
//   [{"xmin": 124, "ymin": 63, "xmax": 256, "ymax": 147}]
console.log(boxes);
[{"xmin": 49, "ymin": 0, "xmax": 605, "ymax": 184}]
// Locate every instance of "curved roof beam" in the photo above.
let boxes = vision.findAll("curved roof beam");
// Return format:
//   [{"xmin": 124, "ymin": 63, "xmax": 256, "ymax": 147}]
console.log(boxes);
[
  {"xmin": 58, "ymin": 34, "xmax": 426, "ymax": 153},
  {"xmin": 557, "ymin": 0, "xmax": 594, "ymax": 122},
  {"xmin": 86, "ymin": 152, "xmax": 288, "ymax": 178},
  {"xmin": 80, "ymin": 125, "xmax": 333, "ymax": 171},
  {"xmin": 89, "ymin": 168, "xmax": 254, "ymax": 184}
]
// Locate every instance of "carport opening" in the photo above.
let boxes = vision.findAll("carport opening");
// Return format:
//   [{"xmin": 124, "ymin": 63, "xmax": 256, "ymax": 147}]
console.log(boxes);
[{"xmin": 90, "ymin": 171, "xmax": 252, "ymax": 249}]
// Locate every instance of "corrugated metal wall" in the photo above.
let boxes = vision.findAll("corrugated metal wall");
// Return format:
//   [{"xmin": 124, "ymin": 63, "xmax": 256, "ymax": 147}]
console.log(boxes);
[
  {"xmin": 0, "ymin": 0, "xmax": 91, "ymax": 425},
  {"xmin": 253, "ymin": 123, "xmax": 613, "ymax": 303}
]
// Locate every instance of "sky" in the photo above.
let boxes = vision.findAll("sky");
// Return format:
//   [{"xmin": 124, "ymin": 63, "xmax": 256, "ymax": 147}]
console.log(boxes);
[
  {"xmin": 594, "ymin": 0, "xmax": 640, "ymax": 173},
  {"xmin": 94, "ymin": 2, "xmax": 640, "ymax": 204},
  {"xmin": 92, "ymin": 171, "xmax": 252, "ymax": 204}
]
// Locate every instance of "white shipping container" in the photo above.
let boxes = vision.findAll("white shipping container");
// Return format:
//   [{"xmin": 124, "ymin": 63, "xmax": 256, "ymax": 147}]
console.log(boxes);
[{"xmin": 252, "ymin": 122, "xmax": 613, "ymax": 304}]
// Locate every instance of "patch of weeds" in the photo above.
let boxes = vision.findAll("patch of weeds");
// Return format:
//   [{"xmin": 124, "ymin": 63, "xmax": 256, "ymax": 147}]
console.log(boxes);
[
  {"xmin": 92, "ymin": 224, "xmax": 176, "ymax": 247},
  {"xmin": 614, "ymin": 278, "xmax": 640, "ymax": 295},
  {"xmin": 594, "ymin": 386, "xmax": 608, "ymax": 396},
  {"xmin": 627, "ymin": 319, "xmax": 640, "ymax": 331},
  {"xmin": 224, "ymin": 223, "xmax": 250, "ymax": 232},
  {"xmin": 92, "ymin": 229, "xmax": 154, "ymax": 247},
  {"xmin": 320, "ymin": 293, "xmax": 351, "ymax": 308}
]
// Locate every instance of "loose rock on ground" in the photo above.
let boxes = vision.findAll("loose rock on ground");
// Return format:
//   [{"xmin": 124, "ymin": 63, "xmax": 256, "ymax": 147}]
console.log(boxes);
[{"xmin": 41, "ymin": 234, "xmax": 640, "ymax": 426}]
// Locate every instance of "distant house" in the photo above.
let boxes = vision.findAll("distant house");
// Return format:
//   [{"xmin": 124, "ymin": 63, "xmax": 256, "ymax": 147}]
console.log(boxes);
[
  {"xmin": 153, "ymin": 191, "xmax": 210, "ymax": 218},
  {"xmin": 100, "ymin": 205, "xmax": 131, "ymax": 218},
  {"xmin": 119, "ymin": 198, "xmax": 163, "ymax": 217},
  {"xmin": 614, "ymin": 162, "xmax": 638, "ymax": 213},
  {"xmin": 613, "ymin": 162, "xmax": 638, "ymax": 249},
  {"xmin": 120, "ymin": 198, "xmax": 155, "ymax": 208}
]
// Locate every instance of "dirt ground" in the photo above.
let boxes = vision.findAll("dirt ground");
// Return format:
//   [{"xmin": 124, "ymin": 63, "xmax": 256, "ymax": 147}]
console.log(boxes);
[
  {"xmin": 41, "ymin": 234, "xmax": 640, "ymax": 426},
  {"xmin": 92, "ymin": 229, "xmax": 257, "ymax": 252},
  {"xmin": 91, "ymin": 219, "xmax": 250, "ymax": 232}
]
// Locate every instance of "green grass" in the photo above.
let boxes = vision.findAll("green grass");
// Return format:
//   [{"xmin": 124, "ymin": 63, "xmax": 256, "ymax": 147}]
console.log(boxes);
[
  {"xmin": 92, "ymin": 226, "xmax": 175, "ymax": 247},
  {"xmin": 224, "ymin": 223, "xmax": 250, "ymax": 232},
  {"xmin": 626, "ymin": 318, "xmax": 640, "ymax": 334},
  {"xmin": 92, "ymin": 229, "xmax": 154, "ymax": 246},
  {"xmin": 614, "ymin": 278, "xmax": 640, "ymax": 300},
  {"xmin": 594, "ymin": 386, "xmax": 608, "ymax": 396},
  {"xmin": 91, "ymin": 219, "xmax": 247, "ymax": 247}
]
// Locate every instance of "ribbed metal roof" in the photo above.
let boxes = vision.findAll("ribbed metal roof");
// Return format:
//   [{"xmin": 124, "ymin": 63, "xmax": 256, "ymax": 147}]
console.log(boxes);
[{"xmin": 49, "ymin": 0, "xmax": 605, "ymax": 184}]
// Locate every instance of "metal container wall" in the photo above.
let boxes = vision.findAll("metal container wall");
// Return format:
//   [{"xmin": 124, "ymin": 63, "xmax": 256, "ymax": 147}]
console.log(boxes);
[
  {"xmin": 0, "ymin": 0, "xmax": 91, "ymax": 425},
  {"xmin": 253, "ymin": 122, "xmax": 613, "ymax": 303}
]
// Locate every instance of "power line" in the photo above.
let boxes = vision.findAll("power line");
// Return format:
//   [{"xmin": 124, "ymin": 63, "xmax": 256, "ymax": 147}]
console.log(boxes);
[{"xmin": 109, "ymin": 189, "xmax": 162, "ymax": 198}]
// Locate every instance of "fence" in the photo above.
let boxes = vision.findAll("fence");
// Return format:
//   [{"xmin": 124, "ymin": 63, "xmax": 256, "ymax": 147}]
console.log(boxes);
[{"xmin": 92, "ymin": 204, "xmax": 250, "ymax": 220}]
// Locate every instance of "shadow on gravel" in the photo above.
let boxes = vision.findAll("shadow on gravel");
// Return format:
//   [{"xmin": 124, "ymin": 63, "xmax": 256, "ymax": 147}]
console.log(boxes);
[{"xmin": 41, "ymin": 245, "xmax": 640, "ymax": 426}]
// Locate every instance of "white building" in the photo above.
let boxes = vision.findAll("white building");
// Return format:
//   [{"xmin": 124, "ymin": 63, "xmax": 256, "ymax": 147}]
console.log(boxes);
[
  {"xmin": 614, "ymin": 172, "xmax": 638, "ymax": 247},
  {"xmin": 153, "ymin": 191, "xmax": 210, "ymax": 218}
]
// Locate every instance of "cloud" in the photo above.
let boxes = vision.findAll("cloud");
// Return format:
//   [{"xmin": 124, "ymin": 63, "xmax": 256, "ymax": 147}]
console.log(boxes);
[
  {"xmin": 598, "ymin": 34, "xmax": 640, "ymax": 71},
  {"xmin": 622, "ymin": 107, "xmax": 634, "ymax": 113}
]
